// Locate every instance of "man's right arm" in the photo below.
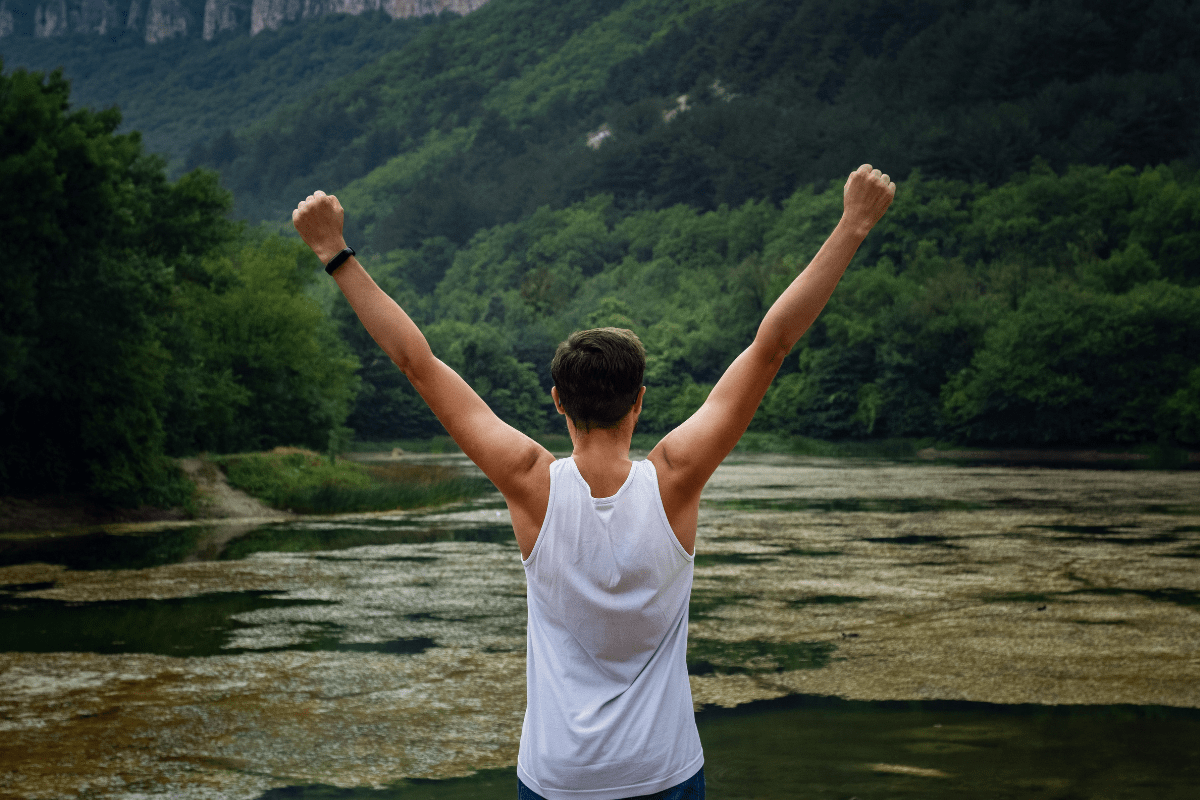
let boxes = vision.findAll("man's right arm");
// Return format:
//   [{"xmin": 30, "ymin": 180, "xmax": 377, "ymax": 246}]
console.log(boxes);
[
  {"xmin": 648, "ymin": 165, "xmax": 896, "ymax": 550},
  {"xmin": 293, "ymin": 192, "xmax": 553, "ymax": 556}
]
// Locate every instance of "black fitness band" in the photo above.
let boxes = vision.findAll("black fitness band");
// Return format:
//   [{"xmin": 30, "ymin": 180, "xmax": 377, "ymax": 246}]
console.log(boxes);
[{"xmin": 325, "ymin": 247, "xmax": 355, "ymax": 275}]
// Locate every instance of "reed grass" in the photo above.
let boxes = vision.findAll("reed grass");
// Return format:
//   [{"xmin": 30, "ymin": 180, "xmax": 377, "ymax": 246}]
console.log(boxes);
[{"xmin": 214, "ymin": 450, "xmax": 493, "ymax": 514}]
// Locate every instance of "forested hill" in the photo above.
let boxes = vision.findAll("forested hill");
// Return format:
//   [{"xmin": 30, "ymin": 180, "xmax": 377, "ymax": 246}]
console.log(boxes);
[
  {"xmin": 0, "ymin": 11, "xmax": 447, "ymax": 172},
  {"xmin": 299, "ymin": 0, "xmax": 1195, "ymax": 450},
  {"xmin": 5, "ymin": 0, "xmax": 1192, "ymax": 231},
  {"xmin": 195, "ymin": 0, "xmax": 1197, "ymax": 240}
]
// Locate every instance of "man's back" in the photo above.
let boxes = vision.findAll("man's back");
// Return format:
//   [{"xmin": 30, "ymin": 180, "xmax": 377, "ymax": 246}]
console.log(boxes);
[{"xmin": 518, "ymin": 457, "xmax": 702, "ymax": 798}]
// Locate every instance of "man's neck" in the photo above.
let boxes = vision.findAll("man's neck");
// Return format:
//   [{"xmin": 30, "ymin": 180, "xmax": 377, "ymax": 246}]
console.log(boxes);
[
  {"xmin": 571, "ymin": 425, "xmax": 632, "ymax": 459},
  {"xmin": 568, "ymin": 425, "xmax": 635, "ymax": 497}
]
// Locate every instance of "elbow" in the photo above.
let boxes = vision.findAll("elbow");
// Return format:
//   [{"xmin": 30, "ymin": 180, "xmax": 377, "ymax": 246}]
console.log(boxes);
[
  {"xmin": 389, "ymin": 337, "xmax": 435, "ymax": 379},
  {"xmin": 391, "ymin": 348, "xmax": 426, "ymax": 380},
  {"xmin": 754, "ymin": 314, "xmax": 794, "ymax": 360},
  {"xmin": 753, "ymin": 326, "xmax": 792, "ymax": 371},
  {"xmin": 390, "ymin": 350, "xmax": 415, "ymax": 377}
]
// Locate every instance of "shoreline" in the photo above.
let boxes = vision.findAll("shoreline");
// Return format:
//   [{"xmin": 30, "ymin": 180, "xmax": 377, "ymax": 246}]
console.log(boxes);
[
  {"xmin": 915, "ymin": 446, "xmax": 1200, "ymax": 464},
  {"xmin": 4, "ymin": 444, "xmax": 1196, "ymax": 534}
]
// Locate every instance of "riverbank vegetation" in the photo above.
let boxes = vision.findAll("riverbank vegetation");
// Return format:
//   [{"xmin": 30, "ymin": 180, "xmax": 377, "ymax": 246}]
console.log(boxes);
[
  {"xmin": 0, "ymin": 67, "xmax": 359, "ymax": 507},
  {"xmin": 214, "ymin": 450, "xmax": 494, "ymax": 514}
]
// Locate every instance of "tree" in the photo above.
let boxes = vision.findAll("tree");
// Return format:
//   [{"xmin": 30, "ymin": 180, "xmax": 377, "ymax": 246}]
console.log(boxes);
[
  {"xmin": 0, "ymin": 63, "xmax": 361, "ymax": 505},
  {"xmin": 942, "ymin": 282, "xmax": 1200, "ymax": 445},
  {"xmin": 164, "ymin": 237, "xmax": 361, "ymax": 454},
  {"xmin": 0, "ymin": 65, "xmax": 217, "ymax": 504}
]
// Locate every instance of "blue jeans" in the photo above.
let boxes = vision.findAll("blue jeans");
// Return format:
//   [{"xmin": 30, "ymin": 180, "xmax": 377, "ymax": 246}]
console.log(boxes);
[{"xmin": 518, "ymin": 766, "xmax": 704, "ymax": 800}]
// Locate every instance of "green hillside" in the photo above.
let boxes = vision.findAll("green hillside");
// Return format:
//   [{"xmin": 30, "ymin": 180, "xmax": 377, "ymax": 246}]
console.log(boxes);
[
  {"xmin": 342, "ymin": 162, "xmax": 1200, "ymax": 447},
  {"xmin": 190, "ymin": 0, "xmax": 1198, "ymax": 244},
  {"xmin": 0, "ymin": 11, "xmax": 442, "ymax": 173},
  {"xmin": 7, "ymin": 0, "xmax": 1196, "ymax": 241}
]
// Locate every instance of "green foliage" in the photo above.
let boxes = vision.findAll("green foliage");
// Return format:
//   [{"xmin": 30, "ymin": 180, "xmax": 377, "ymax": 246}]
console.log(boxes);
[
  {"xmin": 0, "ymin": 63, "xmax": 362, "ymax": 505},
  {"xmin": 9, "ymin": 0, "xmax": 1198, "ymax": 461},
  {"xmin": 342, "ymin": 161, "xmax": 1199, "ymax": 448},
  {"xmin": 215, "ymin": 451, "xmax": 493, "ymax": 513},
  {"xmin": 163, "ymin": 235, "xmax": 361, "ymax": 454},
  {"xmin": 0, "ymin": 12, "xmax": 441, "ymax": 173},
  {"xmin": 425, "ymin": 320, "xmax": 551, "ymax": 434},
  {"xmin": 0, "ymin": 64, "xmax": 214, "ymax": 505},
  {"xmin": 217, "ymin": 451, "xmax": 371, "ymax": 500},
  {"xmin": 18, "ymin": 0, "xmax": 1178, "ymax": 253},
  {"xmin": 943, "ymin": 282, "xmax": 1200, "ymax": 445}
]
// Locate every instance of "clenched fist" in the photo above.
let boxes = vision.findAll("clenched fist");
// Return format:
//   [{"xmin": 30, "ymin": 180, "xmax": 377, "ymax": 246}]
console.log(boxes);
[
  {"xmin": 842, "ymin": 164, "xmax": 896, "ymax": 237},
  {"xmin": 292, "ymin": 190, "xmax": 348, "ymax": 264}
]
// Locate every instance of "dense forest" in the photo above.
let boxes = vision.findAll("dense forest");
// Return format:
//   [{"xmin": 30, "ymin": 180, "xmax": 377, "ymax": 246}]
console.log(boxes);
[
  {"xmin": 346, "ymin": 162, "xmax": 1200, "ymax": 447},
  {"xmin": 2, "ymin": 0, "xmax": 1198, "ymax": 506},
  {"xmin": 0, "ymin": 66, "xmax": 358, "ymax": 505}
]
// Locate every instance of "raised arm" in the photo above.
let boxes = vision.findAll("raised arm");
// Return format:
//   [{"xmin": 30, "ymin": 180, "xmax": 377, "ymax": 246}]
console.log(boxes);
[
  {"xmin": 649, "ymin": 165, "xmax": 895, "ymax": 544},
  {"xmin": 292, "ymin": 192, "xmax": 553, "ymax": 543}
]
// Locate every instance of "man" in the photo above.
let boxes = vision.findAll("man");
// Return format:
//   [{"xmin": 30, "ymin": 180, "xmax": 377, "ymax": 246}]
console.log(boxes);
[{"xmin": 292, "ymin": 164, "xmax": 895, "ymax": 799}]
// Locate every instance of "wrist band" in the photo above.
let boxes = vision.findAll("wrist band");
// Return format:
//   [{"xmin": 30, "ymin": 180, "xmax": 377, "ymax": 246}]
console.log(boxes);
[{"xmin": 324, "ymin": 246, "xmax": 355, "ymax": 275}]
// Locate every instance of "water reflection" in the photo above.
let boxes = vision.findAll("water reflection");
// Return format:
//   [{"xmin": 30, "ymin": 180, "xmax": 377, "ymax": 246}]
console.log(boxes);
[
  {"xmin": 687, "ymin": 639, "xmax": 837, "ymax": 675},
  {"xmin": 253, "ymin": 696, "xmax": 1200, "ymax": 799},
  {"xmin": 0, "ymin": 527, "xmax": 203, "ymax": 571},
  {"xmin": 698, "ymin": 695, "xmax": 1200, "ymax": 800},
  {"xmin": 1, "ymin": 455, "xmax": 1198, "ymax": 799},
  {"xmin": 221, "ymin": 521, "xmax": 517, "ymax": 560},
  {"xmin": 0, "ymin": 591, "xmax": 332, "ymax": 656},
  {"xmin": 0, "ymin": 591, "xmax": 444, "ymax": 657}
]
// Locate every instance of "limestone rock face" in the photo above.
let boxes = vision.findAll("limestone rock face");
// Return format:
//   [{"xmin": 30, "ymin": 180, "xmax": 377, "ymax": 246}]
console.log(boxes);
[
  {"xmin": 249, "ymin": 0, "xmax": 487, "ymax": 36},
  {"xmin": 202, "ymin": 0, "xmax": 247, "ymax": 39},
  {"xmin": 0, "ymin": 0, "xmax": 488, "ymax": 42},
  {"xmin": 31, "ymin": 0, "xmax": 123, "ymax": 36},
  {"xmin": 142, "ymin": 0, "xmax": 192, "ymax": 42}
]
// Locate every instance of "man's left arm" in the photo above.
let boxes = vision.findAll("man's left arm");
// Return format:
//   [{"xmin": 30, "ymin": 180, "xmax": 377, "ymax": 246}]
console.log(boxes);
[{"xmin": 649, "ymin": 165, "xmax": 896, "ymax": 549}]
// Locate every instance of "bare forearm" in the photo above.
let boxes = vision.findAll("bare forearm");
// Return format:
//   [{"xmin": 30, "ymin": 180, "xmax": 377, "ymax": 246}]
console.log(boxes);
[
  {"xmin": 291, "ymin": 190, "xmax": 436, "ymax": 379},
  {"xmin": 757, "ymin": 217, "xmax": 867, "ymax": 354},
  {"xmin": 333, "ymin": 257, "xmax": 433, "ymax": 377},
  {"xmin": 755, "ymin": 164, "xmax": 894, "ymax": 356}
]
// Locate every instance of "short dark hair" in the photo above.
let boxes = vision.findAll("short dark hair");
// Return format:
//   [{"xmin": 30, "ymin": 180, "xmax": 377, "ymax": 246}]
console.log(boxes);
[{"xmin": 550, "ymin": 328, "xmax": 645, "ymax": 431}]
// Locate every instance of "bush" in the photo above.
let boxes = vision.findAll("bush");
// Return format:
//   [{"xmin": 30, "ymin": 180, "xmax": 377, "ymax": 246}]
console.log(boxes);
[{"xmin": 214, "ymin": 449, "xmax": 493, "ymax": 513}]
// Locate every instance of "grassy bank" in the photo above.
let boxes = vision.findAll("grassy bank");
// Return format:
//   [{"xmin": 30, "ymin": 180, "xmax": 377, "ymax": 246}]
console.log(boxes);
[{"xmin": 214, "ymin": 449, "xmax": 494, "ymax": 514}]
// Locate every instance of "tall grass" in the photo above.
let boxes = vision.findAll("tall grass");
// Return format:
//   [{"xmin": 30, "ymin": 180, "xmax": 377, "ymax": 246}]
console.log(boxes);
[{"xmin": 214, "ymin": 450, "xmax": 494, "ymax": 514}]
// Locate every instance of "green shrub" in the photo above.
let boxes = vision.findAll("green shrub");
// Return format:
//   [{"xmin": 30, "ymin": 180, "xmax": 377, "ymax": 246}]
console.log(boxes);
[{"xmin": 214, "ymin": 450, "xmax": 492, "ymax": 513}]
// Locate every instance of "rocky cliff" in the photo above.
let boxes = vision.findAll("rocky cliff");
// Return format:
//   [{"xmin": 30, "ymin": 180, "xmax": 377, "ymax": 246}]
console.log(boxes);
[{"xmin": 0, "ymin": 0, "xmax": 488, "ymax": 43}]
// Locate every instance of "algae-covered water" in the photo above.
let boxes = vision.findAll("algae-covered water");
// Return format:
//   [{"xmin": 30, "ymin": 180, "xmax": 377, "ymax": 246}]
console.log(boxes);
[{"xmin": 2, "ymin": 454, "xmax": 1198, "ymax": 799}]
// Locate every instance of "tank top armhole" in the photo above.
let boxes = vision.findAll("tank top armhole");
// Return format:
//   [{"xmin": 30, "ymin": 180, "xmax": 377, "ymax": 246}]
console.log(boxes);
[
  {"xmin": 522, "ymin": 457, "xmax": 563, "ymax": 566},
  {"xmin": 642, "ymin": 459, "xmax": 694, "ymax": 562}
]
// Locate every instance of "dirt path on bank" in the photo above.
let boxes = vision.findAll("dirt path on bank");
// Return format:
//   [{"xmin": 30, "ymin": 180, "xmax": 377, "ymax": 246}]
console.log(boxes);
[
  {"xmin": 176, "ymin": 458, "xmax": 288, "ymax": 521},
  {"xmin": 0, "ymin": 458, "xmax": 288, "ymax": 534}
]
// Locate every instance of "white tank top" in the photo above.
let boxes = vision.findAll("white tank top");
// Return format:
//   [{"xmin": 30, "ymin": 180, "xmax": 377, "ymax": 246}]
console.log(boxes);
[{"xmin": 517, "ymin": 457, "xmax": 703, "ymax": 800}]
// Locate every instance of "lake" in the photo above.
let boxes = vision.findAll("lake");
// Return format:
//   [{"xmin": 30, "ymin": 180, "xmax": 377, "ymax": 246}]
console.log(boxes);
[{"xmin": 2, "ymin": 453, "xmax": 1198, "ymax": 799}]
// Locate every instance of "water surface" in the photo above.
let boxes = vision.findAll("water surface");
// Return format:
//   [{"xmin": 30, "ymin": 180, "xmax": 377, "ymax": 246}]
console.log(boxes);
[{"xmin": 1, "ymin": 454, "xmax": 1197, "ymax": 799}]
